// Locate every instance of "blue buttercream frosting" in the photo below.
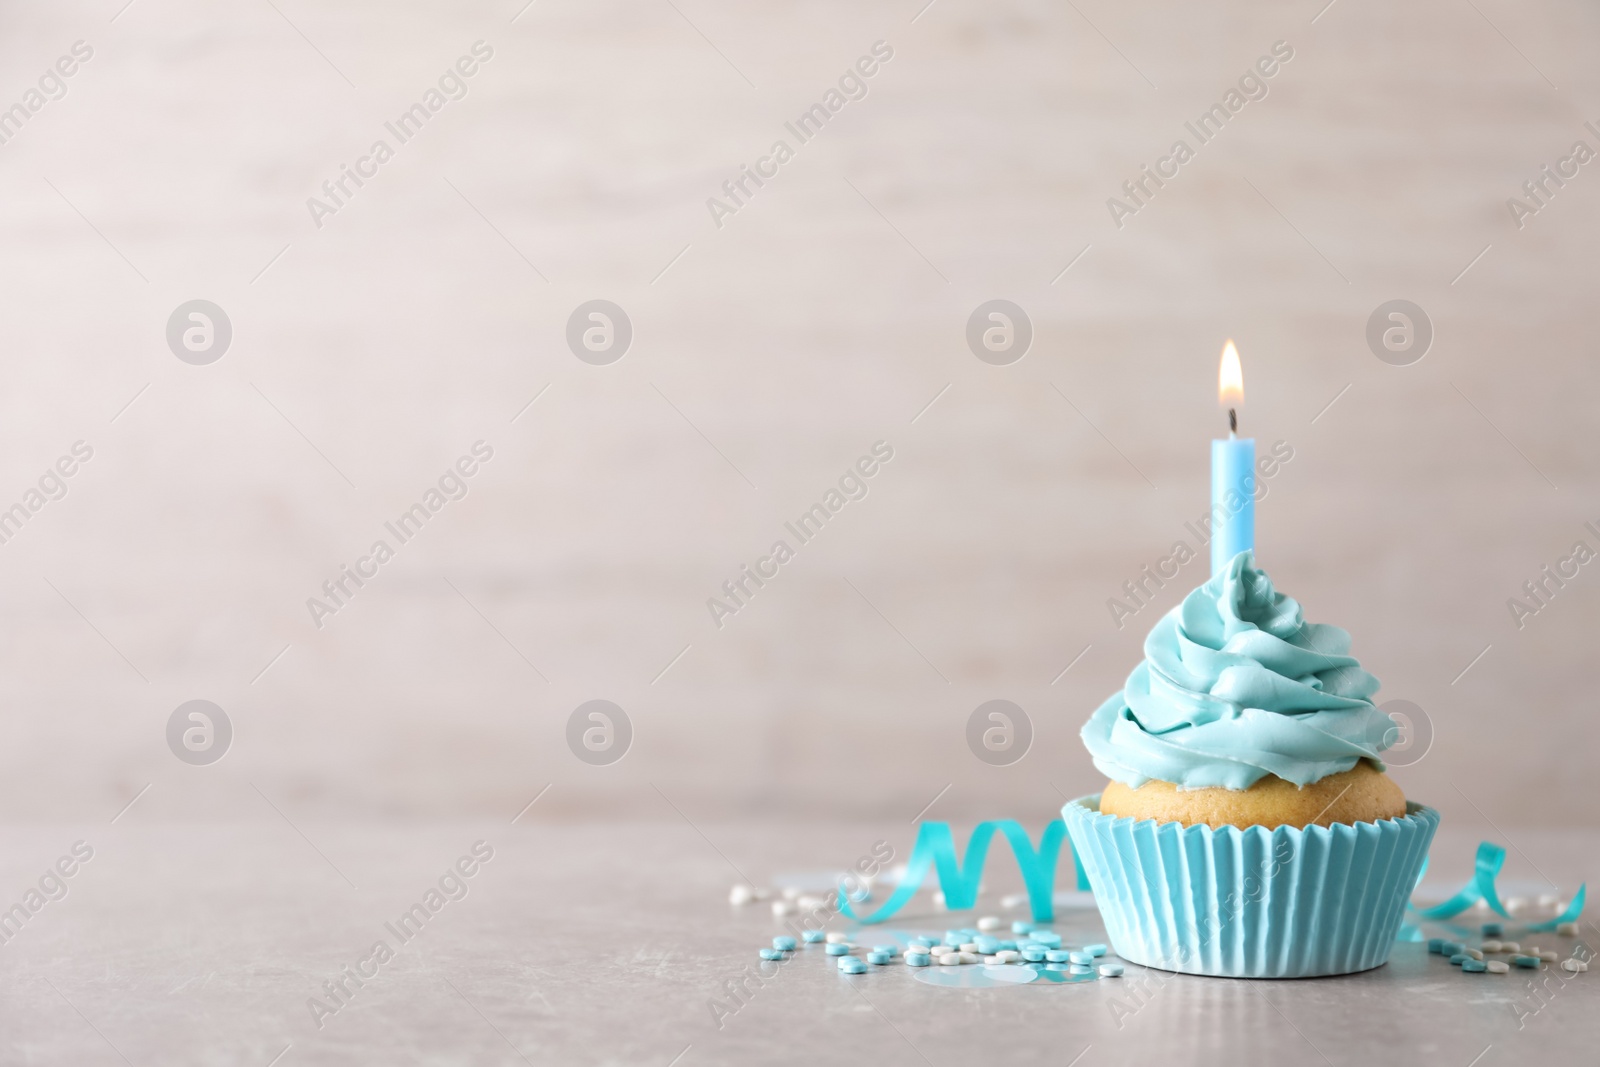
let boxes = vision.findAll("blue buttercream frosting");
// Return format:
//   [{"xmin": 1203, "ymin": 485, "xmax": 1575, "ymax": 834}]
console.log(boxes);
[{"xmin": 1082, "ymin": 551, "xmax": 1394, "ymax": 790}]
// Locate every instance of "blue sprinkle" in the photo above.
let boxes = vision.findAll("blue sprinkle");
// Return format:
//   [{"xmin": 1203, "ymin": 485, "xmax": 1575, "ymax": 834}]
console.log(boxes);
[
  {"xmin": 1021, "ymin": 946, "xmax": 1046, "ymax": 962},
  {"xmin": 868, "ymin": 951, "xmax": 892, "ymax": 965},
  {"xmin": 773, "ymin": 936, "xmax": 797, "ymax": 951},
  {"xmin": 839, "ymin": 957, "xmax": 867, "ymax": 974},
  {"xmin": 974, "ymin": 936, "xmax": 1001, "ymax": 955},
  {"xmin": 1046, "ymin": 949, "xmax": 1072, "ymax": 963},
  {"xmin": 1069, "ymin": 951, "xmax": 1094, "ymax": 965},
  {"xmin": 944, "ymin": 931, "xmax": 966, "ymax": 947},
  {"xmin": 1427, "ymin": 938, "xmax": 1444, "ymax": 954},
  {"xmin": 1012, "ymin": 921, "xmax": 1033, "ymax": 934},
  {"xmin": 825, "ymin": 943, "xmax": 851, "ymax": 956},
  {"xmin": 999, "ymin": 939, "xmax": 1019, "ymax": 952},
  {"xmin": 906, "ymin": 952, "xmax": 932, "ymax": 967},
  {"xmin": 1069, "ymin": 963, "xmax": 1094, "ymax": 974},
  {"xmin": 1085, "ymin": 944, "xmax": 1108, "ymax": 957},
  {"xmin": 872, "ymin": 945, "xmax": 897, "ymax": 956},
  {"xmin": 1482, "ymin": 922, "xmax": 1504, "ymax": 937},
  {"xmin": 1440, "ymin": 941, "xmax": 1464, "ymax": 957},
  {"xmin": 1449, "ymin": 954, "xmax": 1470, "ymax": 966},
  {"xmin": 909, "ymin": 936, "xmax": 937, "ymax": 949},
  {"xmin": 1098, "ymin": 963, "xmax": 1124, "ymax": 977},
  {"xmin": 1462, "ymin": 959, "xmax": 1488, "ymax": 973},
  {"xmin": 801, "ymin": 930, "xmax": 825, "ymax": 944},
  {"xmin": 759, "ymin": 948, "xmax": 784, "ymax": 960},
  {"xmin": 1514, "ymin": 955, "xmax": 1540, "ymax": 968},
  {"xmin": 1030, "ymin": 931, "xmax": 1062, "ymax": 948}
]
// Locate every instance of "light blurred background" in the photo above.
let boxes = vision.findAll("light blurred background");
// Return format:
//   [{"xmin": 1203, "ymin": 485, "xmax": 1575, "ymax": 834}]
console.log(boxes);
[{"xmin": 2, "ymin": 0, "xmax": 1598, "ymax": 830}]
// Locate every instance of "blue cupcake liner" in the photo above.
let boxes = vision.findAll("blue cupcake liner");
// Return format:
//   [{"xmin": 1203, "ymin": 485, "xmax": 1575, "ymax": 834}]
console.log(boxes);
[{"xmin": 1063, "ymin": 795, "xmax": 1439, "ymax": 978}]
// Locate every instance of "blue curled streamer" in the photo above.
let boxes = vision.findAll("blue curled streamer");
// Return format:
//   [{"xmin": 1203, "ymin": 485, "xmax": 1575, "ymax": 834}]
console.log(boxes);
[
  {"xmin": 1411, "ymin": 842, "xmax": 1511, "ymax": 919},
  {"xmin": 1528, "ymin": 886, "xmax": 1587, "ymax": 932},
  {"xmin": 1409, "ymin": 841, "xmax": 1587, "ymax": 931},
  {"xmin": 836, "ymin": 819, "xmax": 1089, "ymax": 925}
]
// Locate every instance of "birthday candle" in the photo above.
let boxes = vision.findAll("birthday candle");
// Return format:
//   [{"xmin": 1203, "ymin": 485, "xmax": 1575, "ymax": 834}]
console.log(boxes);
[{"xmin": 1211, "ymin": 339, "xmax": 1255, "ymax": 575}]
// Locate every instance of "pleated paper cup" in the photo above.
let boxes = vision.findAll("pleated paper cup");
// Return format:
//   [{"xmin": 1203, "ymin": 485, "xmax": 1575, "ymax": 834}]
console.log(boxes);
[{"xmin": 1063, "ymin": 795, "xmax": 1439, "ymax": 978}]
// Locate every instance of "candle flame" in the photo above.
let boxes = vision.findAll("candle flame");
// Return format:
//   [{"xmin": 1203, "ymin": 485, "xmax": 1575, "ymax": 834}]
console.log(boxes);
[{"xmin": 1218, "ymin": 340, "xmax": 1244, "ymax": 408}]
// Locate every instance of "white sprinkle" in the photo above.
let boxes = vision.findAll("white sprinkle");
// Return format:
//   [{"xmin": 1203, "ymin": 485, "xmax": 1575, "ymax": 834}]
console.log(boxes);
[
  {"xmin": 1472, "ymin": 898, "xmax": 1491, "ymax": 912},
  {"xmin": 1481, "ymin": 939, "xmax": 1502, "ymax": 952},
  {"xmin": 1539, "ymin": 893, "xmax": 1561, "ymax": 908},
  {"xmin": 1562, "ymin": 959, "xmax": 1583, "ymax": 972},
  {"xmin": 1501, "ymin": 941, "xmax": 1520, "ymax": 953},
  {"xmin": 937, "ymin": 953, "xmax": 960, "ymax": 966},
  {"xmin": 933, "ymin": 892, "xmax": 947, "ymax": 909},
  {"xmin": 959, "ymin": 942, "xmax": 979, "ymax": 954},
  {"xmin": 977, "ymin": 916, "xmax": 1002, "ymax": 932},
  {"xmin": 1540, "ymin": 950, "xmax": 1560, "ymax": 963},
  {"xmin": 994, "ymin": 950, "xmax": 1020, "ymax": 964},
  {"xmin": 729, "ymin": 885, "xmax": 753, "ymax": 905},
  {"xmin": 1558, "ymin": 921, "xmax": 1579, "ymax": 936},
  {"xmin": 826, "ymin": 932, "xmax": 850, "ymax": 944},
  {"xmin": 782, "ymin": 887, "xmax": 801, "ymax": 901},
  {"xmin": 1486, "ymin": 961, "xmax": 1509, "ymax": 974},
  {"xmin": 1505, "ymin": 896, "xmax": 1528, "ymax": 915},
  {"xmin": 958, "ymin": 951, "xmax": 979, "ymax": 964},
  {"xmin": 1000, "ymin": 892, "xmax": 1029, "ymax": 909},
  {"xmin": 797, "ymin": 895, "xmax": 825, "ymax": 911},
  {"xmin": 1464, "ymin": 948, "xmax": 1484, "ymax": 961},
  {"xmin": 772, "ymin": 900, "xmax": 796, "ymax": 917}
]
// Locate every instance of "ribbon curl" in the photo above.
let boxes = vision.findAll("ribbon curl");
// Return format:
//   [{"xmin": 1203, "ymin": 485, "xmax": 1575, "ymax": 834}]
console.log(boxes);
[
  {"xmin": 1410, "ymin": 841, "xmax": 1587, "ymax": 932},
  {"xmin": 837, "ymin": 819, "xmax": 1088, "ymax": 925}
]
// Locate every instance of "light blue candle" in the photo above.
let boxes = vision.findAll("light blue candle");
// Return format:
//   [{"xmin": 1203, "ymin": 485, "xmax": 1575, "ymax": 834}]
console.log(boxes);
[
  {"xmin": 1211, "ymin": 339, "xmax": 1254, "ymax": 575},
  {"xmin": 1211, "ymin": 436, "xmax": 1255, "ymax": 575}
]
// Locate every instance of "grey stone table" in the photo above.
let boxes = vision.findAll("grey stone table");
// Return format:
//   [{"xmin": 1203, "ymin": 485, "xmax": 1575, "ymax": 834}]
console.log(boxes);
[{"xmin": 0, "ymin": 821, "xmax": 1594, "ymax": 1065}]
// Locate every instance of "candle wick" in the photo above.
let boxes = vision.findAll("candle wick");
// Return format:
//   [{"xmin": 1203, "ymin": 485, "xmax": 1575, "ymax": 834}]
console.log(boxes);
[{"xmin": 1228, "ymin": 408, "xmax": 1238, "ymax": 436}]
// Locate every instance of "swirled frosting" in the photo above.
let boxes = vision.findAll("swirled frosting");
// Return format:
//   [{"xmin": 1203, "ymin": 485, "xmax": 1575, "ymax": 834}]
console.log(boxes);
[{"xmin": 1082, "ymin": 550, "xmax": 1394, "ymax": 790}]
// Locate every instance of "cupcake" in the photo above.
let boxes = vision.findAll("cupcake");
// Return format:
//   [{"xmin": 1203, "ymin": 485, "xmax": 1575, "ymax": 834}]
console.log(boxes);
[{"xmin": 1062, "ymin": 551, "xmax": 1437, "ymax": 977}]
